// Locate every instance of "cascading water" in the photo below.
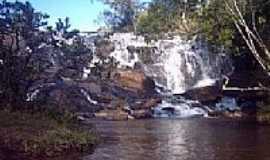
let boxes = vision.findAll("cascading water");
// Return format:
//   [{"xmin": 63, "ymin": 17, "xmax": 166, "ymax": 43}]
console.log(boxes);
[
  {"xmin": 108, "ymin": 33, "xmax": 232, "ymax": 94},
  {"xmin": 88, "ymin": 32, "xmax": 233, "ymax": 118}
]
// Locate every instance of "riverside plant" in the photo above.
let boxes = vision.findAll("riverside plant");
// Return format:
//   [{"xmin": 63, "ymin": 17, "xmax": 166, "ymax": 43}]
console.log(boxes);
[{"xmin": 0, "ymin": 108, "xmax": 98, "ymax": 159}]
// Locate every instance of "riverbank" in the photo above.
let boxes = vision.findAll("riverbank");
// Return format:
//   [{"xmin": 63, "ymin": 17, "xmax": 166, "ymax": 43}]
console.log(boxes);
[{"xmin": 0, "ymin": 109, "xmax": 98, "ymax": 160}]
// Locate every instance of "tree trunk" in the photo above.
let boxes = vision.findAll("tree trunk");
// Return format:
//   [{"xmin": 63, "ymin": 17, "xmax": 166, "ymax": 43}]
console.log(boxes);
[{"xmin": 224, "ymin": 0, "xmax": 270, "ymax": 76}]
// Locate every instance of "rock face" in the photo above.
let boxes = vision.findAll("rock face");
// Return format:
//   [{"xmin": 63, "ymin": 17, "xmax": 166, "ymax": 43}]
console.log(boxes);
[
  {"xmin": 112, "ymin": 69, "xmax": 156, "ymax": 94},
  {"xmin": 181, "ymin": 85, "xmax": 222, "ymax": 103},
  {"xmin": 94, "ymin": 39, "xmax": 115, "ymax": 58},
  {"xmin": 31, "ymin": 82, "xmax": 102, "ymax": 115},
  {"xmin": 107, "ymin": 33, "xmax": 233, "ymax": 94},
  {"xmin": 29, "ymin": 72, "xmax": 160, "ymax": 121}
]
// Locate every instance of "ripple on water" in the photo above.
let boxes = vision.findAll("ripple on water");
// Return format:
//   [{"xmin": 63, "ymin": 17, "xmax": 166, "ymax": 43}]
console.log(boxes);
[{"xmin": 83, "ymin": 119, "xmax": 270, "ymax": 160}]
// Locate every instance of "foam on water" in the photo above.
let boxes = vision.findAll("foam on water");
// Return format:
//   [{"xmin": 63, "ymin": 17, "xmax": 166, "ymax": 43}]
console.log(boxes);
[{"xmin": 153, "ymin": 101, "xmax": 208, "ymax": 118}]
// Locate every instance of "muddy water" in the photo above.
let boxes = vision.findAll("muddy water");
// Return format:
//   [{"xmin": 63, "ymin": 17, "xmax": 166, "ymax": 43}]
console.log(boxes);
[{"xmin": 83, "ymin": 119, "xmax": 270, "ymax": 160}]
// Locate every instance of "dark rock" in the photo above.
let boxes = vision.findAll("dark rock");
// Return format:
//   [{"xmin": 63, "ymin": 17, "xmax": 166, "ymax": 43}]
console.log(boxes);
[
  {"xmin": 127, "ymin": 46, "xmax": 156, "ymax": 64},
  {"xmin": 58, "ymin": 68, "xmax": 81, "ymax": 79},
  {"xmin": 223, "ymin": 90, "xmax": 269, "ymax": 102},
  {"xmin": 78, "ymin": 81, "xmax": 102, "ymax": 95},
  {"xmin": 131, "ymin": 109, "xmax": 152, "ymax": 119},
  {"xmin": 94, "ymin": 39, "xmax": 115, "ymax": 58},
  {"xmin": 130, "ymin": 98, "xmax": 162, "ymax": 110},
  {"xmin": 181, "ymin": 85, "xmax": 222, "ymax": 103},
  {"xmin": 33, "ymin": 83, "xmax": 102, "ymax": 114}
]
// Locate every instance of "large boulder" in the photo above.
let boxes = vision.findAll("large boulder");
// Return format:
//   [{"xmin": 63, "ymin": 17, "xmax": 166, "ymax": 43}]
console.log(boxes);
[
  {"xmin": 112, "ymin": 69, "xmax": 156, "ymax": 94},
  {"xmin": 30, "ymin": 81, "xmax": 102, "ymax": 115},
  {"xmin": 182, "ymin": 85, "xmax": 222, "ymax": 103},
  {"xmin": 129, "ymin": 98, "xmax": 162, "ymax": 119}
]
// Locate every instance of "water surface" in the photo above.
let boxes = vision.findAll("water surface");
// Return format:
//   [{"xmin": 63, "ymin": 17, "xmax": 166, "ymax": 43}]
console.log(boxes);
[{"xmin": 84, "ymin": 119, "xmax": 270, "ymax": 160}]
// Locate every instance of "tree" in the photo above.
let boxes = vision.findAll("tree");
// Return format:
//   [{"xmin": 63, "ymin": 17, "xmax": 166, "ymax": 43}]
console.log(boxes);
[
  {"xmin": 97, "ymin": 0, "xmax": 143, "ymax": 32},
  {"xmin": 0, "ymin": 0, "xmax": 49, "ymax": 107},
  {"xmin": 46, "ymin": 17, "xmax": 92, "ymax": 80},
  {"xmin": 0, "ymin": 1, "xmax": 92, "ymax": 108},
  {"xmin": 136, "ymin": 0, "xmax": 208, "ymax": 34},
  {"xmin": 224, "ymin": 0, "xmax": 270, "ymax": 75},
  {"xmin": 200, "ymin": 0, "xmax": 270, "ymax": 75}
]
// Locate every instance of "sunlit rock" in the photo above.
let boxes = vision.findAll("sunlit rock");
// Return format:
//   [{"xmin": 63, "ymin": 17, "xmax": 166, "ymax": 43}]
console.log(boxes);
[{"xmin": 112, "ymin": 69, "xmax": 156, "ymax": 94}]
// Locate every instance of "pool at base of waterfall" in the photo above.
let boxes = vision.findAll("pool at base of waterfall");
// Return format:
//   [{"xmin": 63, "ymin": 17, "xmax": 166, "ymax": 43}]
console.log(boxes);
[{"xmin": 83, "ymin": 119, "xmax": 270, "ymax": 160}]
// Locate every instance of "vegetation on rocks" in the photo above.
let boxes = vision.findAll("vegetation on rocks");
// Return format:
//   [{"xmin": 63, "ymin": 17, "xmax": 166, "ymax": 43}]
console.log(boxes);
[{"xmin": 0, "ymin": 1, "xmax": 99, "ymax": 158}]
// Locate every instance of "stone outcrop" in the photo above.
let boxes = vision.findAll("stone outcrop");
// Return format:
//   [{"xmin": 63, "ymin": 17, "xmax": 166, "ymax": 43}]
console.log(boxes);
[
  {"xmin": 112, "ymin": 69, "xmax": 156, "ymax": 94},
  {"xmin": 181, "ymin": 85, "xmax": 222, "ymax": 103},
  {"xmin": 29, "ymin": 71, "xmax": 160, "ymax": 121},
  {"xmin": 94, "ymin": 39, "xmax": 115, "ymax": 58}
]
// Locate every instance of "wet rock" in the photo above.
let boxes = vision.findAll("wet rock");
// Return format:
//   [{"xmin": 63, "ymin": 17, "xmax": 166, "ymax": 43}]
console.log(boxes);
[
  {"xmin": 181, "ymin": 85, "xmax": 222, "ymax": 103},
  {"xmin": 130, "ymin": 98, "xmax": 162, "ymax": 110},
  {"xmin": 131, "ymin": 109, "xmax": 152, "ymax": 119},
  {"xmin": 106, "ymin": 98, "xmax": 128, "ymax": 110},
  {"xmin": 94, "ymin": 109, "xmax": 129, "ymax": 121},
  {"xmin": 222, "ymin": 111, "xmax": 243, "ymax": 118}
]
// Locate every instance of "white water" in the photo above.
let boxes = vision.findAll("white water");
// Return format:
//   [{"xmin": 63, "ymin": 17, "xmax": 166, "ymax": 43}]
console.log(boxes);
[
  {"xmin": 108, "ymin": 33, "xmax": 232, "ymax": 94},
  {"xmin": 87, "ymin": 32, "xmax": 233, "ymax": 118},
  {"xmin": 80, "ymin": 89, "xmax": 98, "ymax": 105},
  {"xmin": 153, "ymin": 101, "xmax": 208, "ymax": 118},
  {"xmin": 216, "ymin": 97, "xmax": 240, "ymax": 111}
]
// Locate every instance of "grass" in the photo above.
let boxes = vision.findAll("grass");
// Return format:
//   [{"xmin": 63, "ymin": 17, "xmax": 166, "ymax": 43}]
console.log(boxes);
[{"xmin": 0, "ymin": 109, "xmax": 98, "ymax": 159}]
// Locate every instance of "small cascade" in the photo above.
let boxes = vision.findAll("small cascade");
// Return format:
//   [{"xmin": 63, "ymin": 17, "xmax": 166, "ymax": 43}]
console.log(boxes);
[
  {"xmin": 26, "ymin": 89, "xmax": 40, "ymax": 102},
  {"xmin": 85, "ymin": 32, "xmax": 233, "ymax": 118},
  {"xmin": 80, "ymin": 89, "xmax": 98, "ymax": 105},
  {"xmin": 153, "ymin": 100, "xmax": 208, "ymax": 118}
]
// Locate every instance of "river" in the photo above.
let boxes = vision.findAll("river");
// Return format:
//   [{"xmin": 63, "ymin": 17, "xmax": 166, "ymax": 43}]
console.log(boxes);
[{"xmin": 83, "ymin": 119, "xmax": 270, "ymax": 160}]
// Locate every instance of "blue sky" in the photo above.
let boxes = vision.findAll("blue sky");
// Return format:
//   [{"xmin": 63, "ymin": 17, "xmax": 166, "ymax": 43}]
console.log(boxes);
[{"xmin": 8, "ymin": 0, "xmax": 108, "ymax": 31}]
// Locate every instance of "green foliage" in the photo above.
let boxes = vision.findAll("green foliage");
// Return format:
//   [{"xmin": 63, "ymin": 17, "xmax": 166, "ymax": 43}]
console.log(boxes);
[
  {"xmin": 0, "ymin": 109, "xmax": 97, "ymax": 157},
  {"xmin": 200, "ymin": 0, "xmax": 235, "ymax": 48},
  {"xmin": 136, "ymin": 0, "xmax": 270, "ymax": 62},
  {"xmin": 136, "ymin": 5, "xmax": 168, "ymax": 34},
  {"xmin": 0, "ymin": 1, "xmax": 93, "ymax": 108},
  {"xmin": 97, "ymin": 0, "xmax": 142, "ymax": 31},
  {"xmin": 136, "ymin": 0, "xmax": 207, "ymax": 34},
  {"xmin": 0, "ymin": 0, "xmax": 49, "ymax": 106}
]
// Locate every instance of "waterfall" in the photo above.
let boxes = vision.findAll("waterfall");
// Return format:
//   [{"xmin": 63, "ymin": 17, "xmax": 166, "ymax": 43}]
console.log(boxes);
[
  {"xmin": 107, "ymin": 33, "xmax": 232, "ymax": 94},
  {"xmin": 86, "ymin": 32, "xmax": 233, "ymax": 118}
]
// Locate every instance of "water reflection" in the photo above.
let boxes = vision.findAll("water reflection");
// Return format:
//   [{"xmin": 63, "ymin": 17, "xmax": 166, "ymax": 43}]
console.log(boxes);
[{"xmin": 84, "ymin": 119, "xmax": 270, "ymax": 160}]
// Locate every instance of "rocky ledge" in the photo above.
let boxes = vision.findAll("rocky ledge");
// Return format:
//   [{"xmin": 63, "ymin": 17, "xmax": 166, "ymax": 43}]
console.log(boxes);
[{"xmin": 28, "ymin": 69, "xmax": 161, "ymax": 121}]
